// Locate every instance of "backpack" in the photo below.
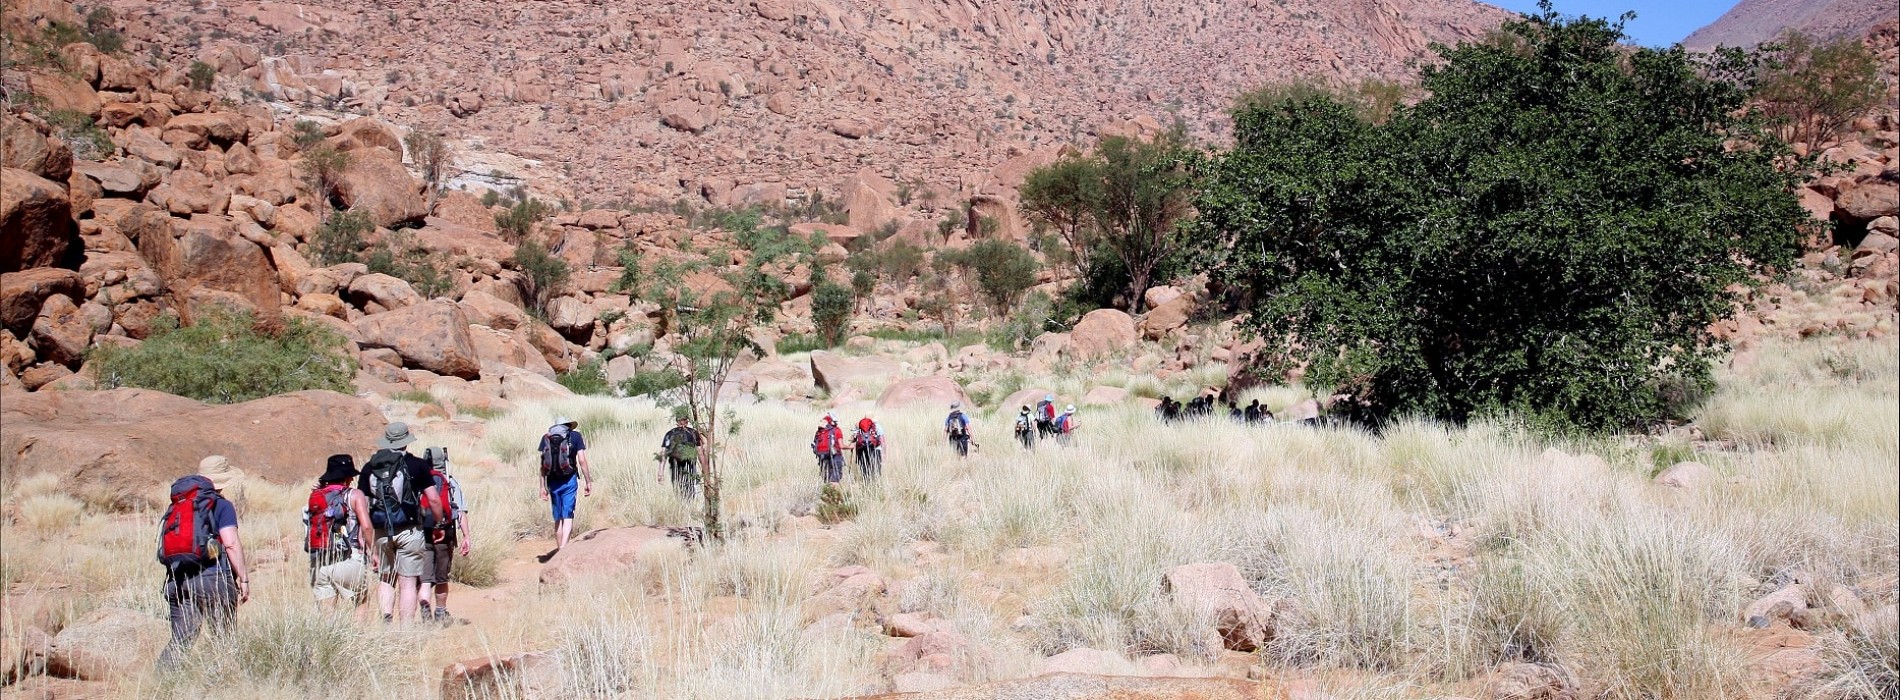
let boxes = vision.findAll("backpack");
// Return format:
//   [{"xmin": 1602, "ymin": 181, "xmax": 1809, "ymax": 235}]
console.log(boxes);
[
  {"xmin": 857, "ymin": 420, "xmax": 881, "ymax": 448},
  {"xmin": 417, "ymin": 471, "xmax": 457, "ymax": 533},
  {"xmin": 666, "ymin": 428, "xmax": 700, "ymax": 461},
  {"xmin": 947, "ymin": 411, "xmax": 968, "ymax": 436},
  {"xmin": 304, "ymin": 483, "xmax": 355, "ymax": 557},
  {"xmin": 813, "ymin": 425, "xmax": 839, "ymax": 454},
  {"xmin": 364, "ymin": 449, "xmax": 418, "ymax": 531},
  {"xmin": 156, "ymin": 475, "xmax": 223, "ymax": 570},
  {"xmin": 541, "ymin": 432, "xmax": 577, "ymax": 478},
  {"xmin": 1037, "ymin": 400, "xmax": 1055, "ymax": 422}
]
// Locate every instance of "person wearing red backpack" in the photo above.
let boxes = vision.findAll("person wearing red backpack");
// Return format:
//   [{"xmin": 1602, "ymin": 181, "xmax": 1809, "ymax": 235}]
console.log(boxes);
[
  {"xmin": 418, "ymin": 447, "xmax": 469, "ymax": 624},
  {"xmin": 305, "ymin": 455, "xmax": 367, "ymax": 619},
  {"xmin": 850, "ymin": 416, "xmax": 884, "ymax": 480},
  {"xmin": 156, "ymin": 456, "xmax": 251, "ymax": 669},
  {"xmin": 812, "ymin": 413, "xmax": 845, "ymax": 484}
]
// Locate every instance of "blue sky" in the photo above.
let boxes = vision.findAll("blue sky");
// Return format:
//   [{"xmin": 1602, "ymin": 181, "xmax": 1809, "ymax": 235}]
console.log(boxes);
[{"xmin": 1485, "ymin": 0, "xmax": 1742, "ymax": 47}]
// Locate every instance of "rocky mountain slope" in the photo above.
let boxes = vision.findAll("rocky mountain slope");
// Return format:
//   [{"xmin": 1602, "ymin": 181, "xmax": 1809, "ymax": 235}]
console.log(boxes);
[
  {"xmin": 95, "ymin": 0, "xmax": 1512, "ymax": 205},
  {"xmin": 1683, "ymin": 0, "xmax": 1894, "ymax": 50}
]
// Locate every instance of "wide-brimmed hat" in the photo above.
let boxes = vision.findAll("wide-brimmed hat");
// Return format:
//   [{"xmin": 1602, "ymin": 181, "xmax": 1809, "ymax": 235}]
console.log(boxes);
[
  {"xmin": 424, "ymin": 446, "xmax": 449, "ymax": 470},
  {"xmin": 199, "ymin": 455, "xmax": 245, "ymax": 492},
  {"xmin": 318, "ymin": 454, "xmax": 358, "ymax": 484},
  {"xmin": 1065, "ymin": 405, "xmax": 1076, "ymax": 413},
  {"xmin": 550, "ymin": 416, "xmax": 578, "ymax": 432},
  {"xmin": 378, "ymin": 422, "xmax": 417, "ymax": 450}
]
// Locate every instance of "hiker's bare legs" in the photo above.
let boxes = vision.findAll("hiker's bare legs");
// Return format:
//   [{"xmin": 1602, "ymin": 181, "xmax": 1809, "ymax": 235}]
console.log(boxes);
[
  {"xmin": 555, "ymin": 518, "xmax": 573, "ymax": 549},
  {"xmin": 397, "ymin": 575, "xmax": 420, "ymax": 621},
  {"xmin": 433, "ymin": 582, "xmax": 449, "ymax": 610},
  {"xmin": 377, "ymin": 576, "xmax": 395, "ymax": 618}
]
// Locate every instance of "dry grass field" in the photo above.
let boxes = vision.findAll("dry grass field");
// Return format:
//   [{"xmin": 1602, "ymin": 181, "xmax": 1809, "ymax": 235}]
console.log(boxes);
[{"xmin": 2, "ymin": 334, "xmax": 1894, "ymax": 699}]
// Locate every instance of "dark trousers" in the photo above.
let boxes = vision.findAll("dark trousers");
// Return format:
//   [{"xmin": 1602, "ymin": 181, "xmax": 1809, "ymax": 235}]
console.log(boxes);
[
  {"xmin": 159, "ymin": 569, "xmax": 238, "ymax": 668},
  {"xmin": 818, "ymin": 453, "xmax": 843, "ymax": 483},
  {"xmin": 668, "ymin": 458, "xmax": 700, "ymax": 498}
]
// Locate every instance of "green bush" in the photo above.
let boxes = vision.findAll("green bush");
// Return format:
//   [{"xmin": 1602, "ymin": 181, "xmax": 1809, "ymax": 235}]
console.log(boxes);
[
  {"xmin": 291, "ymin": 120, "xmax": 326, "ymax": 149},
  {"xmin": 90, "ymin": 310, "xmax": 357, "ymax": 403},
  {"xmin": 186, "ymin": 60, "xmax": 216, "ymax": 91},
  {"xmin": 816, "ymin": 484, "xmax": 858, "ymax": 525},
  {"xmin": 309, "ymin": 209, "xmax": 372, "ymax": 266},
  {"xmin": 82, "ymin": 7, "xmax": 122, "ymax": 53},
  {"xmin": 775, "ymin": 333, "xmax": 827, "ymax": 355},
  {"xmin": 556, "ymin": 358, "xmax": 611, "ymax": 396},
  {"xmin": 1191, "ymin": 8, "xmax": 1806, "ymax": 432},
  {"xmin": 990, "ymin": 290, "xmax": 1055, "ymax": 350},
  {"xmin": 512, "ymin": 240, "xmax": 570, "ymax": 318},
  {"xmin": 494, "ymin": 198, "xmax": 550, "ymax": 241},
  {"xmin": 1755, "ymin": 31, "xmax": 1885, "ymax": 148},
  {"xmin": 42, "ymin": 109, "xmax": 113, "ymax": 160},
  {"xmin": 619, "ymin": 369, "xmax": 686, "ymax": 398},
  {"xmin": 364, "ymin": 229, "xmax": 454, "ymax": 299},
  {"xmin": 946, "ymin": 239, "xmax": 1040, "ymax": 315}
]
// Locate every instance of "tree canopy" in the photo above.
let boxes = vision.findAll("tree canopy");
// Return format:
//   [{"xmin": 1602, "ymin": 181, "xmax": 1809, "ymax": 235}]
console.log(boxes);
[{"xmin": 1192, "ymin": 6, "xmax": 1808, "ymax": 432}]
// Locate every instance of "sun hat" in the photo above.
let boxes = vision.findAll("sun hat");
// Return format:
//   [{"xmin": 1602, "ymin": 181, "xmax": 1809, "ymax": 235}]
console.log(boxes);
[
  {"xmin": 1065, "ymin": 405, "xmax": 1076, "ymax": 413},
  {"xmin": 199, "ymin": 455, "xmax": 245, "ymax": 493},
  {"xmin": 318, "ymin": 454, "xmax": 358, "ymax": 484},
  {"xmin": 1044, "ymin": 393, "xmax": 1054, "ymax": 401},
  {"xmin": 424, "ymin": 446, "xmax": 449, "ymax": 471},
  {"xmin": 378, "ymin": 422, "xmax": 417, "ymax": 450},
  {"xmin": 950, "ymin": 402, "xmax": 961, "ymax": 409}
]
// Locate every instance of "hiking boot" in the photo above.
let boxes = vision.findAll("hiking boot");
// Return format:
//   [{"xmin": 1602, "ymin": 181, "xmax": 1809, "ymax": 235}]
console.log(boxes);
[
  {"xmin": 433, "ymin": 607, "xmax": 453, "ymax": 623},
  {"xmin": 419, "ymin": 600, "xmax": 432, "ymax": 617},
  {"xmin": 382, "ymin": 613, "xmax": 393, "ymax": 624}
]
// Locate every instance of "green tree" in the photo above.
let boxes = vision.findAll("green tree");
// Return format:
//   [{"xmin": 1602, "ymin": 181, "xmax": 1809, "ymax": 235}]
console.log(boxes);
[
  {"xmin": 494, "ymin": 198, "xmax": 550, "ymax": 241},
  {"xmin": 1754, "ymin": 30, "xmax": 1885, "ymax": 148},
  {"xmin": 310, "ymin": 209, "xmax": 373, "ymax": 266},
  {"xmin": 1192, "ymin": 5, "xmax": 1806, "ymax": 432},
  {"xmin": 952, "ymin": 239, "xmax": 1040, "ymax": 315},
  {"xmin": 1019, "ymin": 132, "xmax": 1197, "ymax": 312},
  {"xmin": 90, "ymin": 310, "xmax": 356, "ymax": 403},
  {"xmin": 301, "ymin": 146, "xmax": 351, "ymax": 218},
  {"xmin": 402, "ymin": 129, "xmax": 453, "ymax": 207},
  {"xmin": 512, "ymin": 239, "xmax": 570, "ymax": 318}
]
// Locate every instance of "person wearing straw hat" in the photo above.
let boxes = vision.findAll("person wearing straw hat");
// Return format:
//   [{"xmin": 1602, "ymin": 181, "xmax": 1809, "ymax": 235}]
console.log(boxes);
[
  {"xmin": 157, "ymin": 456, "xmax": 250, "ymax": 669},
  {"xmin": 354, "ymin": 422, "xmax": 437, "ymax": 623},
  {"xmin": 305, "ymin": 455, "xmax": 368, "ymax": 619},
  {"xmin": 1054, "ymin": 404, "xmax": 1079, "ymax": 445},
  {"xmin": 537, "ymin": 416, "xmax": 593, "ymax": 554}
]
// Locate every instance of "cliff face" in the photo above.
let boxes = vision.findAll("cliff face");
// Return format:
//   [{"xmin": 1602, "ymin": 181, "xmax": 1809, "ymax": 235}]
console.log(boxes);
[
  {"xmin": 99, "ymin": 0, "xmax": 1512, "ymax": 202},
  {"xmin": 1683, "ymin": 0, "xmax": 1893, "ymax": 50}
]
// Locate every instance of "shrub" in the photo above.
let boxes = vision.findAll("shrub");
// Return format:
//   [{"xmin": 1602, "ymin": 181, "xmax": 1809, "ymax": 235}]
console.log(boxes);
[
  {"xmin": 1019, "ymin": 131, "xmax": 1196, "ymax": 313},
  {"xmin": 309, "ymin": 209, "xmax": 373, "ymax": 266},
  {"xmin": 42, "ymin": 109, "xmax": 113, "ymax": 160},
  {"xmin": 775, "ymin": 333, "xmax": 827, "ymax": 355},
  {"xmin": 557, "ymin": 358, "xmax": 611, "ymax": 396},
  {"xmin": 936, "ymin": 207, "xmax": 965, "ymax": 240},
  {"xmin": 513, "ymin": 239, "xmax": 571, "ymax": 318},
  {"xmin": 301, "ymin": 146, "xmax": 351, "ymax": 210},
  {"xmin": 811, "ymin": 281, "xmax": 854, "ymax": 347},
  {"xmin": 186, "ymin": 60, "xmax": 216, "ymax": 91},
  {"xmin": 364, "ymin": 229, "xmax": 454, "ymax": 299},
  {"xmin": 950, "ymin": 239, "xmax": 1040, "ymax": 315},
  {"xmin": 815, "ymin": 484, "xmax": 858, "ymax": 525},
  {"xmin": 610, "ymin": 244, "xmax": 642, "ymax": 295},
  {"xmin": 402, "ymin": 129, "xmax": 453, "ymax": 202},
  {"xmin": 291, "ymin": 120, "xmax": 326, "ymax": 148},
  {"xmin": 1755, "ymin": 31, "xmax": 1885, "ymax": 148},
  {"xmin": 81, "ymin": 7, "xmax": 123, "ymax": 53},
  {"xmin": 620, "ymin": 369, "xmax": 686, "ymax": 398},
  {"xmin": 1193, "ymin": 8, "xmax": 1806, "ymax": 432},
  {"xmin": 90, "ymin": 310, "xmax": 357, "ymax": 403},
  {"xmin": 494, "ymin": 197, "xmax": 551, "ymax": 241},
  {"xmin": 991, "ymin": 290, "xmax": 1055, "ymax": 350}
]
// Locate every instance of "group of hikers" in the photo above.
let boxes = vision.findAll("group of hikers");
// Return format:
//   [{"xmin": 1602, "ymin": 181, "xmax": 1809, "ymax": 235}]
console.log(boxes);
[
  {"xmin": 1156, "ymin": 394, "xmax": 1276, "ymax": 424},
  {"xmin": 153, "ymin": 398, "xmax": 1095, "ymax": 665}
]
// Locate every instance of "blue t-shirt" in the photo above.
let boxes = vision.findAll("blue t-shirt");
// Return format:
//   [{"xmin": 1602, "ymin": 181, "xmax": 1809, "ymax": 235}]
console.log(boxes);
[{"xmin": 540, "ymin": 430, "xmax": 586, "ymax": 486}]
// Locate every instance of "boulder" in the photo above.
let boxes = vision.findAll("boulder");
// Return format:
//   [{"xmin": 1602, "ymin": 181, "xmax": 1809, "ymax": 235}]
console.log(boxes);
[
  {"xmin": 1, "ymin": 267, "xmax": 84, "ymax": 335},
  {"xmin": 74, "ymin": 161, "xmax": 152, "ymax": 196},
  {"xmin": 1138, "ymin": 296, "xmax": 1193, "ymax": 340},
  {"xmin": 29, "ymin": 294, "xmax": 91, "ymax": 368},
  {"xmin": 1160, "ymin": 563, "xmax": 1277, "ymax": 652},
  {"xmin": 1487, "ymin": 662, "xmax": 1578, "ymax": 700},
  {"xmin": 335, "ymin": 149, "xmax": 429, "ymax": 228},
  {"xmin": 1069, "ymin": 309, "xmax": 1137, "ymax": 360},
  {"xmin": 876, "ymin": 376, "xmax": 969, "ymax": 409},
  {"xmin": 432, "ymin": 190, "xmax": 498, "ymax": 232},
  {"xmin": 1143, "ymin": 285, "xmax": 1185, "ymax": 310},
  {"xmin": 469, "ymin": 325, "xmax": 556, "ymax": 379},
  {"xmin": 887, "ymin": 629, "xmax": 988, "ymax": 679},
  {"xmin": 459, "ymin": 289, "xmax": 529, "ymax": 331},
  {"xmin": 1029, "ymin": 332, "xmax": 1069, "ymax": 365},
  {"xmin": 347, "ymin": 272, "xmax": 423, "ymax": 310},
  {"xmin": 46, "ymin": 608, "xmax": 165, "ymax": 681},
  {"xmin": 328, "ymin": 118, "xmax": 404, "ymax": 154},
  {"xmin": 842, "ymin": 171, "xmax": 898, "ymax": 232},
  {"xmin": 1838, "ymin": 182, "xmax": 1899, "ymax": 223},
  {"xmin": 1, "ymin": 389, "xmax": 385, "ymax": 506},
  {"xmin": 1081, "ymin": 386, "xmax": 1128, "ymax": 405},
  {"xmin": 856, "ymin": 674, "xmax": 1256, "ymax": 700},
  {"xmin": 809, "ymin": 350, "xmax": 900, "ymax": 394},
  {"xmin": 355, "ymin": 300, "xmax": 481, "ymax": 379},
  {"xmin": 148, "ymin": 169, "xmax": 233, "ymax": 216},
  {"xmin": 439, "ymin": 652, "xmax": 563, "ymax": 700},
  {"xmin": 829, "ymin": 117, "xmax": 875, "ymax": 139},
  {"xmin": 1000, "ymin": 388, "xmax": 1062, "ymax": 414},
  {"xmin": 1744, "ymin": 585, "xmax": 1810, "ymax": 629},
  {"xmin": 1652, "ymin": 461, "xmax": 1716, "ymax": 490},
  {"xmin": 884, "ymin": 612, "xmax": 941, "ymax": 638},
  {"xmin": 1036, "ymin": 648, "xmax": 1135, "ymax": 676},
  {"xmin": 2, "ymin": 112, "xmax": 71, "ymax": 181},
  {"xmin": 164, "ymin": 112, "xmax": 249, "ymax": 146},
  {"xmin": 2, "ymin": 168, "xmax": 82, "ymax": 273},
  {"xmin": 26, "ymin": 71, "xmax": 100, "ymax": 118},
  {"xmin": 660, "ymin": 100, "xmax": 718, "ymax": 133},
  {"xmin": 137, "ymin": 214, "xmax": 280, "ymax": 315},
  {"xmin": 538, "ymin": 527, "xmax": 687, "ymax": 586},
  {"xmin": 546, "ymin": 296, "xmax": 597, "ymax": 341}
]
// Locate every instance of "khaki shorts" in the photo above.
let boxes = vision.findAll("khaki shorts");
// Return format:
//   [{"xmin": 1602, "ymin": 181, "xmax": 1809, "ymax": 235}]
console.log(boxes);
[
  {"xmin": 375, "ymin": 528, "xmax": 427, "ymax": 580},
  {"xmin": 312, "ymin": 552, "xmax": 367, "ymax": 604}
]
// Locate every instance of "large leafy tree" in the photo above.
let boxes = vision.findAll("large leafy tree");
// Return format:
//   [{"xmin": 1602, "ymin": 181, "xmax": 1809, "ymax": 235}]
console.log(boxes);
[
  {"xmin": 1193, "ymin": 6, "xmax": 1808, "ymax": 431},
  {"xmin": 1020, "ymin": 131, "xmax": 1197, "ymax": 313}
]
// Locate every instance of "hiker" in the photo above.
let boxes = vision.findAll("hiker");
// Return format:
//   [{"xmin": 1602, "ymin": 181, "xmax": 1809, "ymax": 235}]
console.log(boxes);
[
  {"xmin": 1014, "ymin": 405, "xmax": 1037, "ymax": 449},
  {"xmin": 157, "ymin": 456, "xmax": 250, "ymax": 668},
  {"xmin": 812, "ymin": 413, "xmax": 845, "ymax": 483},
  {"xmin": 660, "ymin": 411, "xmax": 703, "ymax": 499},
  {"xmin": 305, "ymin": 455, "xmax": 367, "ymax": 620},
  {"xmin": 1227, "ymin": 399, "xmax": 1243, "ymax": 422},
  {"xmin": 1160, "ymin": 396, "xmax": 1180, "ymax": 423},
  {"xmin": 418, "ymin": 447, "xmax": 468, "ymax": 624},
  {"xmin": 538, "ymin": 417, "xmax": 594, "ymax": 552},
  {"xmin": 945, "ymin": 402, "xmax": 972, "ymax": 457},
  {"xmin": 1053, "ymin": 405, "xmax": 1079, "ymax": 445},
  {"xmin": 1034, "ymin": 394, "xmax": 1058, "ymax": 438},
  {"xmin": 850, "ymin": 416, "xmax": 885, "ymax": 479},
  {"xmin": 355, "ymin": 422, "xmax": 438, "ymax": 623},
  {"xmin": 1244, "ymin": 399, "xmax": 1264, "ymax": 424}
]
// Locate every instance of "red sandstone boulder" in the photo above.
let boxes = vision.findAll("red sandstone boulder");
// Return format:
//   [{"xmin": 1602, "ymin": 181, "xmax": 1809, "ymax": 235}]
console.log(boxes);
[{"xmin": 354, "ymin": 300, "xmax": 481, "ymax": 379}]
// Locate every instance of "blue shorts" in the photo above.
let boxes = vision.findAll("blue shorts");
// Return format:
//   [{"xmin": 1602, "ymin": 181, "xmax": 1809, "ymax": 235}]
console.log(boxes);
[{"xmin": 548, "ymin": 476, "xmax": 578, "ymax": 521}]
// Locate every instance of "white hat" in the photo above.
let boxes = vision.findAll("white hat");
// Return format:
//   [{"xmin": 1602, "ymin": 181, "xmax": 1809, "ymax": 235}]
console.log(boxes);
[{"xmin": 1065, "ymin": 405, "xmax": 1076, "ymax": 413}]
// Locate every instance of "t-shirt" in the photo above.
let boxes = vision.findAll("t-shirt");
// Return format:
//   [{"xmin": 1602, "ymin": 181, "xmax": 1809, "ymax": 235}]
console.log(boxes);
[
  {"xmin": 356, "ymin": 450, "xmax": 437, "ymax": 495},
  {"xmin": 945, "ymin": 412, "xmax": 969, "ymax": 432},
  {"xmin": 539, "ymin": 430, "xmax": 587, "ymax": 486}
]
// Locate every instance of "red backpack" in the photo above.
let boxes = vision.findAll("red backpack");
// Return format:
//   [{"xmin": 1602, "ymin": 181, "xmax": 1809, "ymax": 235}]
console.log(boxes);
[
  {"xmin": 417, "ymin": 469, "xmax": 456, "ymax": 533},
  {"xmin": 157, "ymin": 475, "xmax": 223, "ymax": 569},
  {"xmin": 304, "ymin": 483, "xmax": 354, "ymax": 557},
  {"xmin": 813, "ymin": 425, "xmax": 839, "ymax": 454},
  {"xmin": 858, "ymin": 419, "xmax": 881, "ymax": 447}
]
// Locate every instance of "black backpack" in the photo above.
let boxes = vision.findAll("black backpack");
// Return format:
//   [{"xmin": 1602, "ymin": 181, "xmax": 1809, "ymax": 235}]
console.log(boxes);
[
  {"xmin": 363, "ymin": 449, "xmax": 417, "ymax": 531},
  {"xmin": 541, "ymin": 432, "xmax": 577, "ymax": 478}
]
